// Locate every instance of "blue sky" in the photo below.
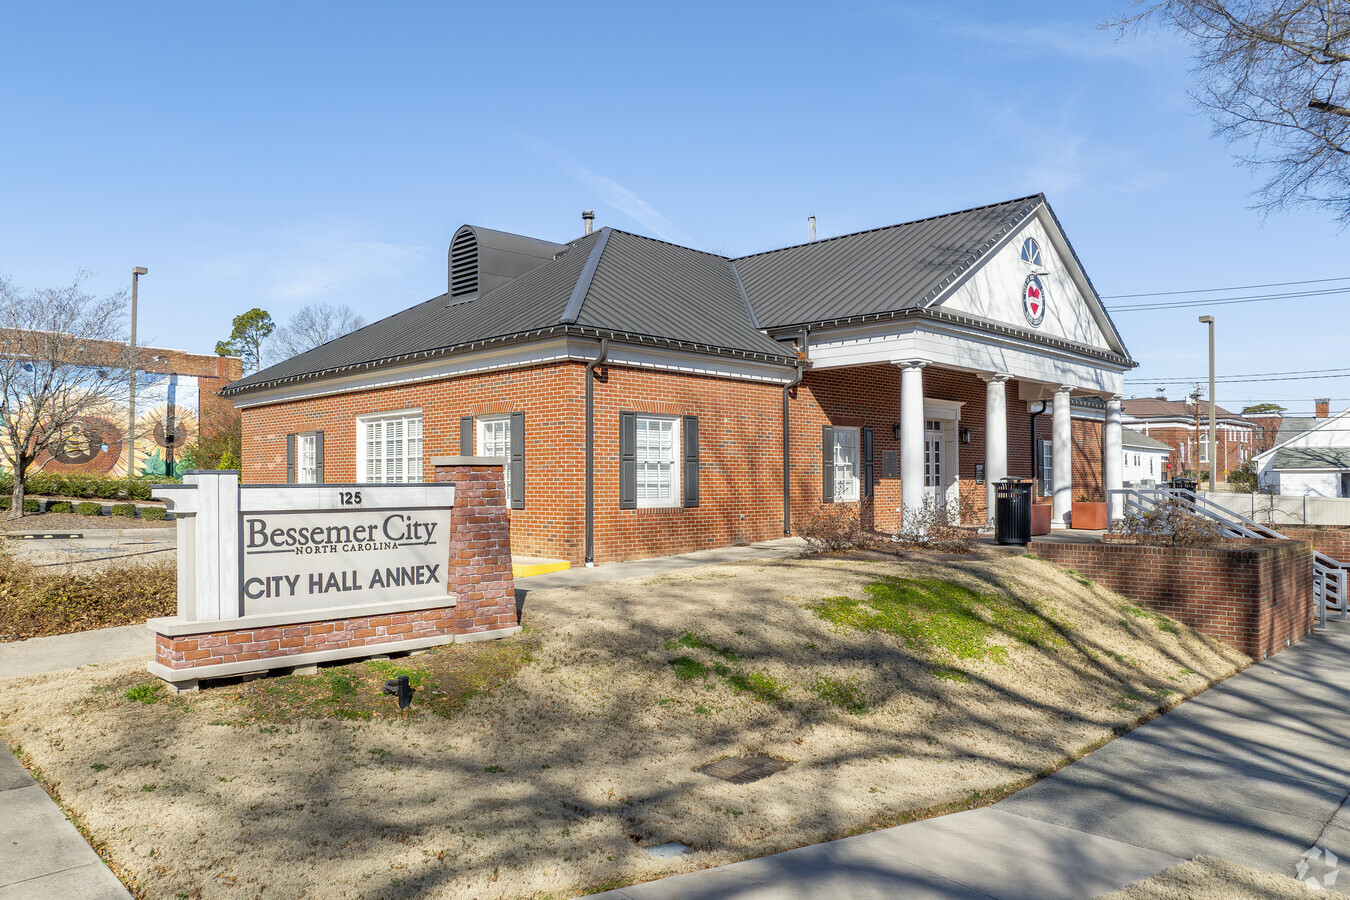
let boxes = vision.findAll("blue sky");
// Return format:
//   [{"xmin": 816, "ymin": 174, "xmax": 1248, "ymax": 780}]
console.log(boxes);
[{"xmin": 2, "ymin": 1, "xmax": 1346, "ymax": 415}]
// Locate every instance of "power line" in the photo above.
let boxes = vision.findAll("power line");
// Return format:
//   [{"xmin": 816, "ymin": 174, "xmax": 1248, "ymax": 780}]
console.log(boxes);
[
  {"xmin": 1128, "ymin": 364, "xmax": 1350, "ymax": 382},
  {"xmin": 1102, "ymin": 275, "xmax": 1350, "ymax": 300},
  {"xmin": 1106, "ymin": 285, "xmax": 1350, "ymax": 312}
]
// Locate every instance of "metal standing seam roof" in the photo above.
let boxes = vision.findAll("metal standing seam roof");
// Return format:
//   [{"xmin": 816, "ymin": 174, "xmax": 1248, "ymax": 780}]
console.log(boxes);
[
  {"xmin": 223, "ymin": 194, "xmax": 1136, "ymax": 397},
  {"xmin": 733, "ymin": 195, "xmax": 1043, "ymax": 329}
]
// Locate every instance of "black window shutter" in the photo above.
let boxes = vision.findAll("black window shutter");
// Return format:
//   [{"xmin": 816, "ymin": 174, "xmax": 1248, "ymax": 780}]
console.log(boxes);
[
  {"xmin": 619, "ymin": 411, "xmax": 637, "ymax": 509},
  {"xmin": 862, "ymin": 427, "xmax": 875, "ymax": 500},
  {"xmin": 683, "ymin": 415, "xmax": 699, "ymax": 508},
  {"xmin": 460, "ymin": 416, "xmax": 473, "ymax": 455},
  {"xmin": 285, "ymin": 433, "xmax": 296, "ymax": 484},
  {"xmin": 314, "ymin": 431, "xmax": 325, "ymax": 484},
  {"xmin": 509, "ymin": 411, "xmax": 525, "ymax": 509},
  {"xmin": 821, "ymin": 425, "xmax": 834, "ymax": 503}
]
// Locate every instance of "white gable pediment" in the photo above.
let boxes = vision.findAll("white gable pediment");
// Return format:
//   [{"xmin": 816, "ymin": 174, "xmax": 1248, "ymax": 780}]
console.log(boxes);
[{"xmin": 932, "ymin": 211, "xmax": 1124, "ymax": 356}]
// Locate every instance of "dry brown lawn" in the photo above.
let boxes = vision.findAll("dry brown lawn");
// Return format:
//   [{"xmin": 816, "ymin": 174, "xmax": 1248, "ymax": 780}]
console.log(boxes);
[
  {"xmin": 0, "ymin": 548, "xmax": 1247, "ymax": 899},
  {"xmin": 1100, "ymin": 856, "xmax": 1317, "ymax": 899}
]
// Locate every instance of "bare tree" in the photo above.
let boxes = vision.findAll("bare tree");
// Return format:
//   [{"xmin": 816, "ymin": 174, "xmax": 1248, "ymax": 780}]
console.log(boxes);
[
  {"xmin": 0, "ymin": 274, "xmax": 134, "ymax": 517},
  {"xmin": 1112, "ymin": 2, "xmax": 1350, "ymax": 221},
  {"xmin": 267, "ymin": 303, "xmax": 367, "ymax": 365}
]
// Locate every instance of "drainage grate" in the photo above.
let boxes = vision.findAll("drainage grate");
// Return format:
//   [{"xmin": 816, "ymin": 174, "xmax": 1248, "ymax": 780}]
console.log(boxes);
[{"xmin": 699, "ymin": 755, "xmax": 790, "ymax": 784}]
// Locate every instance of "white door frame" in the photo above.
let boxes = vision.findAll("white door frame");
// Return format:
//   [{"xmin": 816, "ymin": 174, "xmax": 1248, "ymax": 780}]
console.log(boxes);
[{"xmin": 923, "ymin": 399, "xmax": 963, "ymax": 512}]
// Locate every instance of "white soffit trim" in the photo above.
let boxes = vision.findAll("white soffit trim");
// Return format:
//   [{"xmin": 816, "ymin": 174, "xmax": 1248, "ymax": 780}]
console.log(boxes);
[
  {"xmin": 234, "ymin": 339, "xmax": 795, "ymax": 408},
  {"xmin": 806, "ymin": 319, "xmax": 1126, "ymax": 394}
]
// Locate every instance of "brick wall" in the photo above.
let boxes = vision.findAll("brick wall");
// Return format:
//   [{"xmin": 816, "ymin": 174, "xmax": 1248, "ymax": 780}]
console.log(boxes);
[
  {"xmin": 239, "ymin": 359, "xmax": 1114, "ymax": 564},
  {"xmin": 1279, "ymin": 526, "xmax": 1350, "ymax": 563},
  {"xmin": 1132, "ymin": 424, "xmax": 1255, "ymax": 479},
  {"xmin": 1030, "ymin": 539, "xmax": 1314, "ymax": 660},
  {"xmin": 435, "ymin": 462, "xmax": 517, "ymax": 635}
]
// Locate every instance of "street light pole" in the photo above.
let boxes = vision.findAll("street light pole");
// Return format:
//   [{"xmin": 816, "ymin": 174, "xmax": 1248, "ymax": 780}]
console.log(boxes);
[
  {"xmin": 1199, "ymin": 315, "xmax": 1216, "ymax": 489},
  {"xmin": 129, "ymin": 267, "xmax": 147, "ymax": 479}
]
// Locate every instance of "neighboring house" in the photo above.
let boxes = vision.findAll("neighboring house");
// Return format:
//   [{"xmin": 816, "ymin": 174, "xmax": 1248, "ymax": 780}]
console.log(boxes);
[
  {"xmin": 1252, "ymin": 402, "xmax": 1350, "ymax": 496},
  {"xmin": 222, "ymin": 194, "xmax": 1137, "ymax": 565},
  {"xmin": 1121, "ymin": 428, "xmax": 1170, "ymax": 487},
  {"xmin": 1120, "ymin": 397, "xmax": 1263, "ymax": 480}
]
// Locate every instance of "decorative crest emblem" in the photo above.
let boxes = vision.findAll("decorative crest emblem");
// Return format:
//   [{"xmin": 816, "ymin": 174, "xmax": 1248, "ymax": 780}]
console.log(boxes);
[{"xmin": 1023, "ymin": 274, "xmax": 1047, "ymax": 327}]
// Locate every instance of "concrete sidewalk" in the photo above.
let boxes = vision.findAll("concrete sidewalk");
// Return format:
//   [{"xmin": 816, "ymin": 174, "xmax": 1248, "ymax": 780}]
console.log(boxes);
[
  {"xmin": 0, "ymin": 748, "xmax": 130, "ymax": 899},
  {"xmin": 597, "ymin": 619, "xmax": 1350, "ymax": 899}
]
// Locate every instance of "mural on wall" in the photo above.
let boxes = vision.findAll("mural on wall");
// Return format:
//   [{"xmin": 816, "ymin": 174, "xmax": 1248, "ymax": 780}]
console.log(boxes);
[{"xmin": 36, "ymin": 373, "xmax": 200, "ymax": 478}]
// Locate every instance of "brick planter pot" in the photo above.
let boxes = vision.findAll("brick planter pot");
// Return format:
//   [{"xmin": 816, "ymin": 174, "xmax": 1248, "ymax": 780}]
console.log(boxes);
[
  {"xmin": 1070, "ymin": 501, "xmax": 1108, "ymax": 530},
  {"xmin": 1029, "ymin": 538, "xmax": 1314, "ymax": 661}
]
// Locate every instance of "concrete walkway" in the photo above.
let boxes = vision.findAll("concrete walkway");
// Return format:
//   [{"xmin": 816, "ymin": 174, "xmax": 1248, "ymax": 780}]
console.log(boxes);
[
  {"xmin": 0, "ymin": 748, "xmax": 130, "ymax": 899},
  {"xmin": 596, "ymin": 619, "xmax": 1350, "ymax": 899}
]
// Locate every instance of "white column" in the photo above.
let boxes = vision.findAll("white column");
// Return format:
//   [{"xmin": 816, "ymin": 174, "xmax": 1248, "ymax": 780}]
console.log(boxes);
[
  {"xmin": 1104, "ymin": 394, "xmax": 1124, "ymax": 521},
  {"xmin": 982, "ymin": 373, "xmax": 1011, "ymax": 525},
  {"xmin": 1052, "ymin": 385, "xmax": 1073, "ymax": 527},
  {"xmin": 899, "ymin": 361, "xmax": 927, "ymax": 528}
]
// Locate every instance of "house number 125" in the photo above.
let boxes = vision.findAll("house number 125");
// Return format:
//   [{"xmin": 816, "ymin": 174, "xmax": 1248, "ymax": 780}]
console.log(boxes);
[{"xmin": 338, "ymin": 491, "xmax": 363, "ymax": 506}]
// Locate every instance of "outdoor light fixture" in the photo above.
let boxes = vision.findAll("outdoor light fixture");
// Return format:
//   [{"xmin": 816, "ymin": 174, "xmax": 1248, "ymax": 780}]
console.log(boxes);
[
  {"xmin": 892, "ymin": 423, "xmax": 902, "ymax": 440},
  {"xmin": 383, "ymin": 675, "xmax": 413, "ymax": 709},
  {"xmin": 960, "ymin": 427, "xmax": 972, "ymax": 445}
]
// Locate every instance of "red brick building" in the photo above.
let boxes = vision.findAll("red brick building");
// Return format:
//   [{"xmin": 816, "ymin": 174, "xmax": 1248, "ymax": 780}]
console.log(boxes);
[
  {"xmin": 223, "ymin": 195, "xmax": 1137, "ymax": 564},
  {"xmin": 1119, "ymin": 397, "xmax": 1266, "ymax": 482}
]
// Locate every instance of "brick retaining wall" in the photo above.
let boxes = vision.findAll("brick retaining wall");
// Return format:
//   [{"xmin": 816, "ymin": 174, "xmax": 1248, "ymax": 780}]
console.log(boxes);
[
  {"xmin": 1029, "ymin": 539, "xmax": 1314, "ymax": 661},
  {"xmin": 1280, "ymin": 526, "xmax": 1350, "ymax": 563}
]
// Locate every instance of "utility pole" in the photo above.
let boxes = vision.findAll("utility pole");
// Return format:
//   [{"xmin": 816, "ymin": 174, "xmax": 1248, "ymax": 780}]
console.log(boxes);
[
  {"xmin": 128, "ymin": 267, "xmax": 147, "ymax": 478},
  {"xmin": 1199, "ymin": 315, "xmax": 1216, "ymax": 488}
]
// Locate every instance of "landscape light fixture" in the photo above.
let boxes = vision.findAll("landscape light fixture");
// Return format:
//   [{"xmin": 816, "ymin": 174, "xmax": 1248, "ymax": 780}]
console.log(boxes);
[
  {"xmin": 1198, "ymin": 315, "xmax": 1216, "ymax": 488},
  {"xmin": 129, "ymin": 267, "xmax": 147, "ymax": 478}
]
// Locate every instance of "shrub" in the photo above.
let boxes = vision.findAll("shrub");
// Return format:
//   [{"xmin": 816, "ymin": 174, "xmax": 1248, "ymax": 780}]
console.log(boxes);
[
  {"xmin": 893, "ymin": 494, "xmax": 983, "ymax": 553},
  {"xmin": 140, "ymin": 506, "xmax": 167, "ymax": 521},
  {"xmin": 24, "ymin": 472, "xmax": 61, "ymax": 496},
  {"xmin": 110, "ymin": 504, "xmax": 137, "ymax": 518},
  {"xmin": 23, "ymin": 499, "xmax": 40, "ymax": 513},
  {"xmin": 0, "ymin": 497, "xmax": 9, "ymax": 510},
  {"xmin": 64, "ymin": 475, "xmax": 101, "ymax": 499},
  {"xmin": 47, "ymin": 501, "xmax": 73, "ymax": 514},
  {"xmin": 126, "ymin": 482, "xmax": 153, "ymax": 502},
  {"xmin": 799, "ymin": 505, "xmax": 879, "ymax": 553},
  {"xmin": 0, "ymin": 555, "xmax": 177, "ymax": 640},
  {"xmin": 77, "ymin": 502, "xmax": 103, "ymax": 517},
  {"xmin": 95, "ymin": 480, "xmax": 122, "ymax": 500},
  {"xmin": 1109, "ymin": 498, "xmax": 1224, "ymax": 547}
]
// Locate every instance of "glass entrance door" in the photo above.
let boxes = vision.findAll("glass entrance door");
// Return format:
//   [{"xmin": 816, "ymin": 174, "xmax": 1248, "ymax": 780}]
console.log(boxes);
[{"xmin": 924, "ymin": 420, "xmax": 943, "ymax": 504}]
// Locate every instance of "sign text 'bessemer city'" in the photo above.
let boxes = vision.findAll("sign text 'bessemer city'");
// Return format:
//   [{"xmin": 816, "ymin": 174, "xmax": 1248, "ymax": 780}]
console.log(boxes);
[{"xmin": 240, "ymin": 509, "xmax": 452, "ymax": 610}]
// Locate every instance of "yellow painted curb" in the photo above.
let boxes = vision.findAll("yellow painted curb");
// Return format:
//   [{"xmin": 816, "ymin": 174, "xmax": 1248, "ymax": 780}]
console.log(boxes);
[{"xmin": 512, "ymin": 559, "xmax": 572, "ymax": 578}]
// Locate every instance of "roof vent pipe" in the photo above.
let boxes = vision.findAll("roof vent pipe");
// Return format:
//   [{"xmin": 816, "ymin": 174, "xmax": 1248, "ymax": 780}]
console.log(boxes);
[{"xmin": 582, "ymin": 210, "xmax": 595, "ymax": 235}]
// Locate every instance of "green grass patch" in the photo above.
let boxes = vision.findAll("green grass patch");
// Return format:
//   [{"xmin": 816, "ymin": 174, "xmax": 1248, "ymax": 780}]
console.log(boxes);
[
  {"xmin": 1120, "ymin": 602, "xmax": 1180, "ymax": 634},
  {"xmin": 664, "ymin": 632, "xmax": 739, "ymax": 661},
  {"xmin": 211, "ymin": 637, "xmax": 534, "ymax": 724},
  {"xmin": 725, "ymin": 668, "xmax": 790, "ymax": 705},
  {"xmin": 668, "ymin": 656, "xmax": 709, "ymax": 681},
  {"xmin": 812, "ymin": 576, "xmax": 1063, "ymax": 669},
  {"xmin": 810, "ymin": 675, "xmax": 871, "ymax": 713},
  {"xmin": 124, "ymin": 682, "xmax": 166, "ymax": 704}
]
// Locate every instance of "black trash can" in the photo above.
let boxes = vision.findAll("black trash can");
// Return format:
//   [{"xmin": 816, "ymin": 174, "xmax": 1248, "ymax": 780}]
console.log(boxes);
[
  {"xmin": 995, "ymin": 478, "xmax": 1032, "ymax": 545},
  {"xmin": 1170, "ymin": 478, "xmax": 1198, "ymax": 493}
]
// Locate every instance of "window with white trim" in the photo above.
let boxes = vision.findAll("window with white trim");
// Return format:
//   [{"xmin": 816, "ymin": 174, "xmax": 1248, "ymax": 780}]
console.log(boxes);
[
  {"xmin": 358, "ymin": 411, "xmax": 422, "ymax": 483},
  {"xmin": 477, "ymin": 415, "xmax": 512, "ymax": 500},
  {"xmin": 298, "ymin": 433, "xmax": 318, "ymax": 484},
  {"xmin": 635, "ymin": 415, "xmax": 680, "ymax": 507},
  {"xmin": 1038, "ymin": 439, "xmax": 1053, "ymax": 497},
  {"xmin": 833, "ymin": 427, "xmax": 860, "ymax": 502},
  {"xmin": 1020, "ymin": 237, "xmax": 1042, "ymax": 267}
]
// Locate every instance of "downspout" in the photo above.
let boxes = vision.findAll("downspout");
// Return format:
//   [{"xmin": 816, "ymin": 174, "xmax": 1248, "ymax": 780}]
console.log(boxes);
[
  {"xmin": 1029, "ymin": 400, "xmax": 1049, "ymax": 498},
  {"xmin": 584, "ymin": 338, "xmax": 609, "ymax": 566},
  {"xmin": 782, "ymin": 329, "xmax": 808, "ymax": 536}
]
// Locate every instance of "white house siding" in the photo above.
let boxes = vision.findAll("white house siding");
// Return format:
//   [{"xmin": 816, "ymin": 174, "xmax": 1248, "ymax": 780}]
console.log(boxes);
[
  {"xmin": 1277, "ymin": 471, "xmax": 1342, "ymax": 497},
  {"xmin": 1122, "ymin": 448, "xmax": 1168, "ymax": 486}
]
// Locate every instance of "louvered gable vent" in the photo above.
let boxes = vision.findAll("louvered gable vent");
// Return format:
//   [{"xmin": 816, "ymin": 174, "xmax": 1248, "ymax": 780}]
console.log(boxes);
[
  {"xmin": 450, "ymin": 227, "xmax": 479, "ymax": 297},
  {"xmin": 446, "ymin": 224, "xmax": 569, "ymax": 301}
]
